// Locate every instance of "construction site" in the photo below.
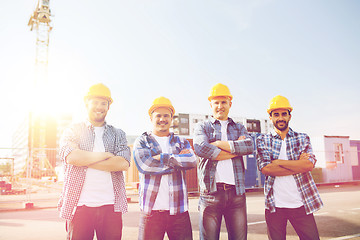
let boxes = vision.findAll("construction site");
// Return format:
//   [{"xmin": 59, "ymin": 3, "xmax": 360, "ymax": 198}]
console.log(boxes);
[{"xmin": 1, "ymin": 1, "xmax": 360, "ymax": 240}]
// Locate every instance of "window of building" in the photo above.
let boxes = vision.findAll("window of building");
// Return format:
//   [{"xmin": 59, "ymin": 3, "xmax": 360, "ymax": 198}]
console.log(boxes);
[
  {"xmin": 334, "ymin": 143, "xmax": 344, "ymax": 164},
  {"xmin": 180, "ymin": 128, "xmax": 189, "ymax": 135},
  {"xmin": 180, "ymin": 118, "xmax": 189, "ymax": 124}
]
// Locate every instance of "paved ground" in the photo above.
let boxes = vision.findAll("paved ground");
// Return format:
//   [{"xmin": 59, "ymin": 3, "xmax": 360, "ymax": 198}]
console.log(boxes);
[{"xmin": 1, "ymin": 183, "xmax": 360, "ymax": 239}]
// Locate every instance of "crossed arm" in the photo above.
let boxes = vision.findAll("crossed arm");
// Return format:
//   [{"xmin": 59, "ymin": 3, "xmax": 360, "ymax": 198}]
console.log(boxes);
[
  {"xmin": 133, "ymin": 136, "xmax": 197, "ymax": 175},
  {"xmin": 193, "ymin": 123, "xmax": 254, "ymax": 161},
  {"xmin": 256, "ymin": 136, "xmax": 315, "ymax": 176},
  {"xmin": 66, "ymin": 148, "xmax": 130, "ymax": 172},
  {"xmin": 60, "ymin": 127, "xmax": 130, "ymax": 172},
  {"xmin": 260, "ymin": 152, "xmax": 314, "ymax": 176},
  {"xmin": 210, "ymin": 136, "xmax": 246, "ymax": 160}
]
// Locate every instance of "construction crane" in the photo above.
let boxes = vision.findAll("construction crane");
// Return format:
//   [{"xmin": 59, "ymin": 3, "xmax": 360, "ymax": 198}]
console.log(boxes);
[
  {"xmin": 28, "ymin": 0, "xmax": 52, "ymax": 70},
  {"xmin": 27, "ymin": 0, "xmax": 57, "ymax": 180}
]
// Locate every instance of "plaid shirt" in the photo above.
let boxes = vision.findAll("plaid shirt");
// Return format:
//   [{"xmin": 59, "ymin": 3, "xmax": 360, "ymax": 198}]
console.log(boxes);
[
  {"xmin": 256, "ymin": 128, "xmax": 323, "ymax": 214},
  {"xmin": 58, "ymin": 120, "xmax": 131, "ymax": 221},
  {"xmin": 193, "ymin": 116, "xmax": 254, "ymax": 195},
  {"xmin": 133, "ymin": 132, "xmax": 197, "ymax": 215}
]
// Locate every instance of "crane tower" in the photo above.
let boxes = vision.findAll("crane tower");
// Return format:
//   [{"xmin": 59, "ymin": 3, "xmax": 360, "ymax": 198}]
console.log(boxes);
[{"xmin": 27, "ymin": 0, "xmax": 56, "ymax": 179}]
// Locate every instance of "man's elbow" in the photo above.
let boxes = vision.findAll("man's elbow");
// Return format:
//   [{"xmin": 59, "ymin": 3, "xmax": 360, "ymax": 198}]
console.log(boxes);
[
  {"xmin": 193, "ymin": 144, "xmax": 208, "ymax": 158},
  {"xmin": 122, "ymin": 163, "xmax": 130, "ymax": 171},
  {"xmin": 66, "ymin": 155, "xmax": 79, "ymax": 166},
  {"xmin": 261, "ymin": 167, "xmax": 270, "ymax": 176}
]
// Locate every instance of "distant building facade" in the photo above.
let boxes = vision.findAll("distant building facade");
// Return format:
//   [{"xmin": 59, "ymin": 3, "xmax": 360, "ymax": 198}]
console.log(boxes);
[
  {"xmin": 11, "ymin": 113, "xmax": 72, "ymax": 177},
  {"xmin": 171, "ymin": 113, "xmax": 272, "ymax": 136}
]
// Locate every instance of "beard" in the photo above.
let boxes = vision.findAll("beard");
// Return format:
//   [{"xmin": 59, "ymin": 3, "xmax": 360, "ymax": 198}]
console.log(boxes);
[
  {"xmin": 274, "ymin": 120, "xmax": 289, "ymax": 131},
  {"xmin": 89, "ymin": 112, "xmax": 106, "ymax": 124}
]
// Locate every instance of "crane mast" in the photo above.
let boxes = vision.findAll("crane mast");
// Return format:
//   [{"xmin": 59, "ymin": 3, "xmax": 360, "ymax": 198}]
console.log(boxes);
[{"xmin": 27, "ymin": 0, "xmax": 56, "ymax": 179}]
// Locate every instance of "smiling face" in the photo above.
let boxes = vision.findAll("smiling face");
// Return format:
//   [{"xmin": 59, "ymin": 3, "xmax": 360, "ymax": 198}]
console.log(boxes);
[
  {"xmin": 270, "ymin": 108, "xmax": 292, "ymax": 133},
  {"xmin": 85, "ymin": 97, "xmax": 110, "ymax": 127},
  {"xmin": 151, "ymin": 107, "xmax": 173, "ymax": 137},
  {"xmin": 210, "ymin": 96, "xmax": 232, "ymax": 121}
]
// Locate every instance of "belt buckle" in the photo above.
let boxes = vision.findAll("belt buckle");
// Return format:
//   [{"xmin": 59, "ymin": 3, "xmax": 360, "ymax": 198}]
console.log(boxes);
[
  {"xmin": 224, "ymin": 184, "xmax": 232, "ymax": 191},
  {"xmin": 217, "ymin": 183, "xmax": 231, "ymax": 191}
]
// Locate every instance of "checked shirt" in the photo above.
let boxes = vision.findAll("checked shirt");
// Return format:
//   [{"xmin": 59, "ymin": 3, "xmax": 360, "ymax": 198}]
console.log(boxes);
[
  {"xmin": 193, "ymin": 116, "xmax": 254, "ymax": 195},
  {"xmin": 58, "ymin": 120, "xmax": 131, "ymax": 221},
  {"xmin": 133, "ymin": 132, "xmax": 197, "ymax": 215},
  {"xmin": 256, "ymin": 128, "xmax": 323, "ymax": 214}
]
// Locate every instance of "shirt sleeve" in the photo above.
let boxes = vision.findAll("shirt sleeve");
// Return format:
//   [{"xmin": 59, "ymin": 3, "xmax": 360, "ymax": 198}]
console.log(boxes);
[
  {"xmin": 256, "ymin": 134, "xmax": 272, "ymax": 171},
  {"xmin": 133, "ymin": 135, "xmax": 173, "ymax": 175},
  {"xmin": 114, "ymin": 128, "xmax": 131, "ymax": 164},
  {"xmin": 162, "ymin": 137, "xmax": 197, "ymax": 170},
  {"xmin": 303, "ymin": 134, "xmax": 317, "ymax": 166},
  {"xmin": 193, "ymin": 122, "xmax": 221, "ymax": 160},
  {"xmin": 228, "ymin": 125, "xmax": 254, "ymax": 156},
  {"xmin": 59, "ymin": 126, "xmax": 78, "ymax": 164}
]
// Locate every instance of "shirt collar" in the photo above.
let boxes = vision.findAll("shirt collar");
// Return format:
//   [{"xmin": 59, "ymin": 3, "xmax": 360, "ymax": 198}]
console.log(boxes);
[
  {"xmin": 209, "ymin": 116, "xmax": 235, "ymax": 125},
  {"xmin": 146, "ymin": 131, "xmax": 175, "ymax": 141},
  {"xmin": 270, "ymin": 127, "xmax": 295, "ymax": 139},
  {"xmin": 85, "ymin": 119, "xmax": 108, "ymax": 130}
]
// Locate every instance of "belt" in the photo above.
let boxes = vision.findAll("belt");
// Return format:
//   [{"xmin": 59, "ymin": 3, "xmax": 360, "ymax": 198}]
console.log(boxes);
[
  {"xmin": 216, "ymin": 183, "xmax": 235, "ymax": 191},
  {"xmin": 151, "ymin": 210, "xmax": 170, "ymax": 213}
]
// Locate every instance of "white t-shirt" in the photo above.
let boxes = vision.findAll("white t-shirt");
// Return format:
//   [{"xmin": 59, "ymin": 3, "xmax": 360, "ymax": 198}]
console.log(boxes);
[
  {"xmin": 152, "ymin": 135, "xmax": 170, "ymax": 211},
  {"xmin": 273, "ymin": 138, "xmax": 303, "ymax": 208},
  {"xmin": 215, "ymin": 120, "xmax": 235, "ymax": 185},
  {"xmin": 77, "ymin": 126, "xmax": 115, "ymax": 207}
]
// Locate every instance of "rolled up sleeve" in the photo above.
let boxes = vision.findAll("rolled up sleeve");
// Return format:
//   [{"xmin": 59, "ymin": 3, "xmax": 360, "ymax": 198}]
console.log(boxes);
[
  {"xmin": 114, "ymin": 129, "xmax": 131, "ymax": 164},
  {"xmin": 193, "ymin": 123, "xmax": 221, "ymax": 160},
  {"xmin": 59, "ymin": 127, "xmax": 78, "ymax": 164},
  {"xmin": 256, "ymin": 135, "xmax": 272, "ymax": 171}
]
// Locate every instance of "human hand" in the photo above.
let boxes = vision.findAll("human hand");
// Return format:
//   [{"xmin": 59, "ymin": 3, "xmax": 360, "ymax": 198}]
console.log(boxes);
[
  {"xmin": 299, "ymin": 152, "xmax": 309, "ymax": 161},
  {"xmin": 153, "ymin": 155, "xmax": 161, "ymax": 161},
  {"xmin": 238, "ymin": 136, "xmax": 246, "ymax": 140},
  {"xmin": 179, "ymin": 149, "xmax": 191, "ymax": 154}
]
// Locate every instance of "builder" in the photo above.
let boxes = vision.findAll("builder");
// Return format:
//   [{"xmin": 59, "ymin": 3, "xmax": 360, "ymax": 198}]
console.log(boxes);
[
  {"xmin": 58, "ymin": 83, "xmax": 130, "ymax": 239},
  {"xmin": 256, "ymin": 95, "xmax": 323, "ymax": 240},
  {"xmin": 133, "ymin": 96, "xmax": 197, "ymax": 240},
  {"xmin": 194, "ymin": 83, "xmax": 254, "ymax": 240}
]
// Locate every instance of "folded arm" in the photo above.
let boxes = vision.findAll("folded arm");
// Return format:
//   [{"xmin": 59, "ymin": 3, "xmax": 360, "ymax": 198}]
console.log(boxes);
[
  {"xmin": 67, "ymin": 149, "xmax": 129, "ymax": 172},
  {"xmin": 193, "ymin": 123, "xmax": 222, "ymax": 160},
  {"xmin": 60, "ymin": 127, "xmax": 130, "ymax": 172},
  {"xmin": 134, "ymin": 137, "xmax": 197, "ymax": 174},
  {"xmin": 257, "ymin": 135, "xmax": 315, "ymax": 177},
  {"xmin": 210, "ymin": 135, "xmax": 254, "ymax": 161}
]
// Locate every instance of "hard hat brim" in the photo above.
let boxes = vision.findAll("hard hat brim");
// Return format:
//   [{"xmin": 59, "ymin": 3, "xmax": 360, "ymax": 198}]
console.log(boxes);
[{"xmin": 148, "ymin": 105, "xmax": 175, "ymax": 116}]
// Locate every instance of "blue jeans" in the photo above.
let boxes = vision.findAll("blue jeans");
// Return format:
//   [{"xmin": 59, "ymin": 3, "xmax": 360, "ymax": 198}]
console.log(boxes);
[
  {"xmin": 138, "ymin": 210, "xmax": 193, "ymax": 240},
  {"xmin": 265, "ymin": 206, "xmax": 320, "ymax": 240},
  {"xmin": 66, "ymin": 205, "xmax": 122, "ymax": 240},
  {"xmin": 199, "ymin": 185, "xmax": 247, "ymax": 240}
]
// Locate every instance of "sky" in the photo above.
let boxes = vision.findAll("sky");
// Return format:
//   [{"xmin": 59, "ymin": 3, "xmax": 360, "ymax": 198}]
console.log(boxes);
[{"xmin": 0, "ymin": 0, "xmax": 360, "ymax": 148}]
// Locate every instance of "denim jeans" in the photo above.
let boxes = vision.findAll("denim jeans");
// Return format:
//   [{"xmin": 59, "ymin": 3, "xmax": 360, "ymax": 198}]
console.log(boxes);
[
  {"xmin": 138, "ymin": 210, "xmax": 193, "ymax": 240},
  {"xmin": 66, "ymin": 205, "xmax": 122, "ymax": 240},
  {"xmin": 199, "ymin": 186, "xmax": 247, "ymax": 240},
  {"xmin": 265, "ymin": 206, "xmax": 320, "ymax": 240}
]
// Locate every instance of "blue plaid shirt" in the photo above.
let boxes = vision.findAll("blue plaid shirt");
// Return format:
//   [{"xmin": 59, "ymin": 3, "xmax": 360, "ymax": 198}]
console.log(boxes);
[
  {"xmin": 193, "ymin": 116, "xmax": 254, "ymax": 195},
  {"xmin": 133, "ymin": 132, "xmax": 197, "ymax": 215},
  {"xmin": 256, "ymin": 128, "xmax": 323, "ymax": 214}
]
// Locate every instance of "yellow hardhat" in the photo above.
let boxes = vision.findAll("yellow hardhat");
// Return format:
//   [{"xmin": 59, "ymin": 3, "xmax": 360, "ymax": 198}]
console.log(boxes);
[
  {"xmin": 267, "ymin": 95, "xmax": 293, "ymax": 114},
  {"xmin": 148, "ymin": 96, "xmax": 175, "ymax": 116},
  {"xmin": 84, "ymin": 83, "xmax": 113, "ymax": 105},
  {"xmin": 208, "ymin": 83, "xmax": 233, "ymax": 101}
]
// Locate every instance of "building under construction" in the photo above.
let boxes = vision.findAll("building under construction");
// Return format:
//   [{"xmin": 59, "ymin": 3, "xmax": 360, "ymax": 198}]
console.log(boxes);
[{"xmin": 12, "ymin": 113, "xmax": 72, "ymax": 178}]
